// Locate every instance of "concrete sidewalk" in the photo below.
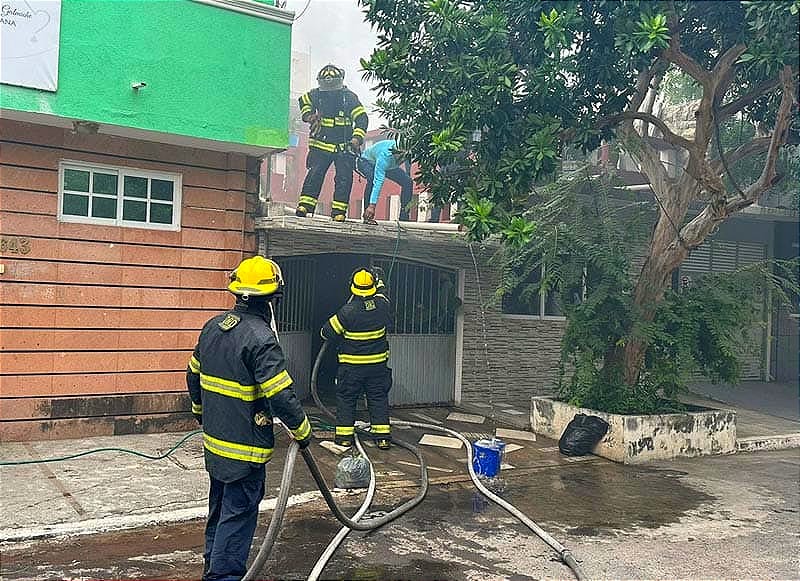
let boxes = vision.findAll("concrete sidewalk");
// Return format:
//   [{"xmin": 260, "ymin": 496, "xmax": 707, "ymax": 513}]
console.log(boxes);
[
  {"xmin": 1, "ymin": 427, "xmax": 798, "ymax": 580},
  {"xmin": 0, "ymin": 407, "xmax": 575, "ymax": 543},
  {"xmin": 685, "ymin": 382, "xmax": 800, "ymax": 452}
]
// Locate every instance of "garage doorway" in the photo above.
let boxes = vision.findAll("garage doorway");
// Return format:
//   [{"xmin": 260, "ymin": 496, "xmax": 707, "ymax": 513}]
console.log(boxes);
[{"xmin": 274, "ymin": 253, "xmax": 459, "ymax": 407}]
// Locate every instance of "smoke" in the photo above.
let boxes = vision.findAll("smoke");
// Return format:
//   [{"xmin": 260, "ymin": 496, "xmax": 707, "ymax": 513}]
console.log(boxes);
[{"xmin": 286, "ymin": 0, "xmax": 383, "ymax": 124}]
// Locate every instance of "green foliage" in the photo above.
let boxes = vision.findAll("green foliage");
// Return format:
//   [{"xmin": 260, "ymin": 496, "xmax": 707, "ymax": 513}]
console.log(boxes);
[
  {"xmin": 661, "ymin": 69, "xmax": 702, "ymax": 105},
  {"xmin": 360, "ymin": 0, "xmax": 660, "ymax": 214},
  {"xmin": 499, "ymin": 175, "xmax": 799, "ymax": 414},
  {"xmin": 360, "ymin": 0, "xmax": 799, "ymax": 411}
]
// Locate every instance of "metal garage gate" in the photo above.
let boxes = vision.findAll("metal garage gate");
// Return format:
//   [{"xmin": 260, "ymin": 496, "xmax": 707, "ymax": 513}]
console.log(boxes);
[
  {"xmin": 275, "ymin": 255, "xmax": 458, "ymax": 406},
  {"xmin": 373, "ymin": 258, "xmax": 457, "ymax": 406},
  {"xmin": 679, "ymin": 239, "xmax": 768, "ymax": 381},
  {"xmin": 274, "ymin": 257, "xmax": 315, "ymax": 400}
]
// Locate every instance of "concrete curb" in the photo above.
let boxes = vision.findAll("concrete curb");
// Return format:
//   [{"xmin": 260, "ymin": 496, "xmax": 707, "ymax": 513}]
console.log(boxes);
[
  {"xmin": 0, "ymin": 489, "xmax": 344, "ymax": 545},
  {"xmin": 736, "ymin": 433, "xmax": 800, "ymax": 453}
]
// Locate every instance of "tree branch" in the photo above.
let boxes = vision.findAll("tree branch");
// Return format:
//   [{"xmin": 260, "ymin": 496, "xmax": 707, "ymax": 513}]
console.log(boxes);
[
  {"xmin": 710, "ymin": 136, "xmax": 772, "ymax": 174},
  {"xmin": 680, "ymin": 65, "xmax": 797, "ymax": 248},
  {"xmin": 617, "ymin": 124, "xmax": 674, "ymax": 199},
  {"xmin": 718, "ymin": 76, "xmax": 782, "ymax": 119},
  {"xmin": 606, "ymin": 112, "xmax": 694, "ymax": 151},
  {"xmin": 711, "ymin": 43, "xmax": 747, "ymax": 86},
  {"xmin": 665, "ymin": 35, "xmax": 710, "ymax": 88}
]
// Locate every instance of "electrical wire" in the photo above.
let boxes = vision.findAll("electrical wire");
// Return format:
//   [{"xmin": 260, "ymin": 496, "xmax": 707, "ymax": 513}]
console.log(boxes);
[
  {"xmin": 0, "ymin": 430, "xmax": 203, "ymax": 466},
  {"xmin": 293, "ymin": 0, "xmax": 311, "ymax": 21}
]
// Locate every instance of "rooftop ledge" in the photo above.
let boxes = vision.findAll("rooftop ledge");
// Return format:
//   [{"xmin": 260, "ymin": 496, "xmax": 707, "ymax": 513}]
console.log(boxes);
[
  {"xmin": 192, "ymin": 0, "xmax": 294, "ymax": 25},
  {"xmin": 256, "ymin": 204, "xmax": 466, "ymax": 244}
]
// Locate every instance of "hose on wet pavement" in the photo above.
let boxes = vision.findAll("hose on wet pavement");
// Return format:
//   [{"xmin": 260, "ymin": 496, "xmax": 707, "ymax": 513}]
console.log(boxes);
[
  {"xmin": 304, "ymin": 342, "xmax": 587, "ymax": 581},
  {"xmin": 243, "ymin": 342, "xmax": 429, "ymax": 581}
]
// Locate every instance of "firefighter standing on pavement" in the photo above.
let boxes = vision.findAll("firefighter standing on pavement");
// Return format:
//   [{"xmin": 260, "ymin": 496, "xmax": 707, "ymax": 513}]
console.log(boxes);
[
  {"xmin": 321, "ymin": 267, "xmax": 392, "ymax": 449},
  {"xmin": 296, "ymin": 64, "xmax": 369, "ymax": 221},
  {"xmin": 187, "ymin": 256, "xmax": 312, "ymax": 581}
]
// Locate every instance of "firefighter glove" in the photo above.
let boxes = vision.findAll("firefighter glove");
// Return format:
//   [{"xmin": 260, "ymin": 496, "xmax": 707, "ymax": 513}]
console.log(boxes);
[
  {"xmin": 307, "ymin": 112, "xmax": 321, "ymax": 135},
  {"xmin": 193, "ymin": 412, "xmax": 202, "ymax": 426},
  {"xmin": 350, "ymin": 137, "xmax": 362, "ymax": 152}
]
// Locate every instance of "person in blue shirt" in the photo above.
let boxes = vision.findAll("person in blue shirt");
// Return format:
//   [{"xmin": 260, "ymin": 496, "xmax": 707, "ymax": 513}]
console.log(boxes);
[{"xmin": 358, "ymin": 139, "xmax": 413, "ymax": 224}]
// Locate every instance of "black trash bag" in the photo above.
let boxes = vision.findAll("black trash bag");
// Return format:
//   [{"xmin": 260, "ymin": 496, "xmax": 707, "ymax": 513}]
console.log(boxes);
[
  {"xmin": 334, "ymin": 454, "xmax": 371, "ymax": 489},
  {"xmin": 558, "ymin": 414, "xmax": 610, "ymax": 456}
]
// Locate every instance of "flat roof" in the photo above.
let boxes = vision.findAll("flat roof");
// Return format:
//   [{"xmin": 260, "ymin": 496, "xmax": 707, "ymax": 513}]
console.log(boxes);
[{"xmin": 256, "ymin": 214, "xmax": 468, "ymax": 245}]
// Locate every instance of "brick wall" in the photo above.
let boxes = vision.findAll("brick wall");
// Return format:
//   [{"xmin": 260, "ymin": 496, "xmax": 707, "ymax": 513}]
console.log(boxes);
[
  {"xmin": 258, "ymin": 221, "xmax": 564, "ymax": 408},
  {"xmin": 0, "ymin": 119, "xmax": 259, "ymax": 441}
]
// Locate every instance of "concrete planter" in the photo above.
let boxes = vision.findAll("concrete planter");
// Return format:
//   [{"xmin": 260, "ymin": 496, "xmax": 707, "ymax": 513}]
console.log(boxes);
[{"xmin": 531, "ymin": 397, "xmax": 737, "ymax": 464}]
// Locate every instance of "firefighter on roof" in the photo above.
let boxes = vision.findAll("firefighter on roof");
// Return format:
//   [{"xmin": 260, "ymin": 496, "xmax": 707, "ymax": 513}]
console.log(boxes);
[
  {"xmin": 321, "ymin": 267, "xmax": 392, "ymax": 449},
  {"xmin": 296, "ymin": 64, "xmax": 369, "ymax": 222},
  {"xmin": 187, "ymin": 256, "xmax": 312, "ymax": 581}
]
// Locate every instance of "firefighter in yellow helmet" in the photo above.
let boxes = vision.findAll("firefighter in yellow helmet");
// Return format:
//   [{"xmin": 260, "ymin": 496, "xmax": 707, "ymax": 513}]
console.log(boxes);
[
  {"xmin": 321, "ymin": 266, "xmax": 392, "ymax": 449},
  {"xmin": 296, "ymin": 64, "xmax": 369, "ymax": 221},
  {"xmin": 187, "ymin": 256, "xmax": 312, "ymax": 581}
]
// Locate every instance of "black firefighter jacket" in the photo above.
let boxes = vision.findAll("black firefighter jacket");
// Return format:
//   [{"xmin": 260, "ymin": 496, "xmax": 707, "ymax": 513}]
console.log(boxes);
[
  {"xmin": 187, "ymin": 304, "xmax": 310, "ymax": 483},
  {"xmin": 298, "ymin": 87, "xmax": 368, "ymax": 152},
  {"xmin": 321, "ymin": 292, "xmax": 391, "ymax": 366}
]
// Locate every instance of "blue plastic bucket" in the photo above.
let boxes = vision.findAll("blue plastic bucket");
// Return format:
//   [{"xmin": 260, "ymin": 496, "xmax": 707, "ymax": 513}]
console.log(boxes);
[{"xmin": 472, "ymin": 438, "xmax": 506, "ymax": 478}]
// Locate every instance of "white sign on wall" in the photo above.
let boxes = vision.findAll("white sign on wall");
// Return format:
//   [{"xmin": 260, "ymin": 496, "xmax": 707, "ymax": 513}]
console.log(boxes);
[{"xmin": 1, "ymin": 0, "xmax": 62, "ymax": 92}]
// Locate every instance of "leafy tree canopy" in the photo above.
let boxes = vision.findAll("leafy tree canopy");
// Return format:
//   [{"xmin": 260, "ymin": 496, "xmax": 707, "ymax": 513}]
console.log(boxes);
[{"xmin": 360, "ymin": 0, "xmax": 798, "ymax": 240}]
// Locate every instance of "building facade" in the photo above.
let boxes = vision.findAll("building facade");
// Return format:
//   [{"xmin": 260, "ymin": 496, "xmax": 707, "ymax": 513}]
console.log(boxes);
[{"xmin": 0, "ymin": 0, "xmax": 293, "ymax": 440}]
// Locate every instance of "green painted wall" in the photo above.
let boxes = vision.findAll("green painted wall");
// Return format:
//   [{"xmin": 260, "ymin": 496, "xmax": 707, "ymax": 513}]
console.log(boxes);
[{"xmin": 0, "ymin": 0, "xmax": 290, "ymax": 150}]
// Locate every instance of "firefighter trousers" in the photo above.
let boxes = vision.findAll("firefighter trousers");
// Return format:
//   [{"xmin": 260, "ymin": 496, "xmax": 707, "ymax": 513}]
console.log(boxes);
[
  {"xmin": 203, "ymin": 467, "xmax": 265, "ymax": 581},
  {"xmin": 335, "ymin": 363, "xmax": 392, "ymax": 442},
  {"xmin": 299, "ymin": 148, "xmax": 354, "ymax": 218}
]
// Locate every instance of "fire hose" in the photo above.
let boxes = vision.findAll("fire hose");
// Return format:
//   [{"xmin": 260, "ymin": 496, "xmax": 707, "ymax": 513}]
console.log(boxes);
[{"xmin": 244, "ymin": 342, "xmax": 586, "ymax": 581}]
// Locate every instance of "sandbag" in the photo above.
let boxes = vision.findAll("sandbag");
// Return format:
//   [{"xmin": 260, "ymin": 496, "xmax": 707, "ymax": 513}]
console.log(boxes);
[
  {"xmin": 334, "ymin": 454, "xmax": 371, "ymax": 489},
  {"xmin": 558, "ymin": 413, "xmax": 610, "ymax": 456}
]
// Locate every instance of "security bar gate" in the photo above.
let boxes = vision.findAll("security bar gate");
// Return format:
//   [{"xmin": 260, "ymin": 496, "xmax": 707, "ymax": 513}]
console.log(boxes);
[
  {"xmin": 275, "ymin": 254, "xmax": 458, "ymax": 406},
  {"xmin": 374, "ymin": 258, "xmax": 458, "ymax": 406}
]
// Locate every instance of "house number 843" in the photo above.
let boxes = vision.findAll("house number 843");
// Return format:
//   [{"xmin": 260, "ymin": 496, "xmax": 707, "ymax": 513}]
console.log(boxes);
[{"xmin": 0, "ymin": 236, "xmax": 32, "ymax": 255}]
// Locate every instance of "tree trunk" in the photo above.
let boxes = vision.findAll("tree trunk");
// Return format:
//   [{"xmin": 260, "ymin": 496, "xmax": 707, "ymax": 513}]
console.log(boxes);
[{"xmin": 622, "ymin": 210, "xmax": 689, "ymax": 386}]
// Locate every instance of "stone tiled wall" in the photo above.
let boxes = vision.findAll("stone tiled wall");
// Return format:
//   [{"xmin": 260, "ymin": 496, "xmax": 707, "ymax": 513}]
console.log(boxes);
[{"xmin": 258, "ymin": 221, "xmax": 565, "ymax": 408}]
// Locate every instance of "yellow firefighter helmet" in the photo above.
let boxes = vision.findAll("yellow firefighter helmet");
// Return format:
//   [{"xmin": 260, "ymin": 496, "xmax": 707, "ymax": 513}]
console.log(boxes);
[
  {"xmin": 350, "ymin": 268, "xmax": 377, "ymax": 297},
  {"xmin": 228, "ymin": 256, "xmax": 284, "ymax": 297}
]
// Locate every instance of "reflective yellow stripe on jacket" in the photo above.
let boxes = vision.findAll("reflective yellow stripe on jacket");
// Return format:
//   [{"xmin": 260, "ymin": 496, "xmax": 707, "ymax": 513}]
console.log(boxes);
[
  {"xmin": 200, "ymin": 374, "xmax": 259, "ymax": 401},
  {"xmin": 259, "ymin": 370, "xmax": 293, "ymax": 398},
  {"xmin": 189, "ymin": 356, "xmax": 201, "ymax": 373},
  {"xmin": 300, "ymin": 93, "xmax": 312, "ymax": 115},
  {"xmin": 343, "ymin": 327, "xmax": 386, "ymax": 341},
  {"xmin": 328, "ymin": 314, "xmax": 345, "ymax": 335},
  {"xmin": 191, "ymin": 402, "xmax": 203, "ymax": 414},
  {"xmin": 291, "ymin": 417, "xmax": 312, "ymax": 441},
  {"xmin": 203, "ymin": 433, "xmax": 272, "ymax": 463},
  {"xmin": 338, "ymin": 350, "xmax": 390, "ymax": 364},
  {"xmin": 308, "ymin": 138, "xmax": 338, "ymax": 152}
]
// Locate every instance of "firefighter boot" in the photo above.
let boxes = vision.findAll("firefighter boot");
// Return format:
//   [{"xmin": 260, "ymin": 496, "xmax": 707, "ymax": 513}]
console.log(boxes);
[{"xmin": 334, "ymin": 435, "xmax": 353, "ymax": 448}]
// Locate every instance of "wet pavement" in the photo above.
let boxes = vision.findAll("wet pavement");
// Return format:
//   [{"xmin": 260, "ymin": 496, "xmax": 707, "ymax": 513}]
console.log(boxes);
[{"xmin": 2, "ymin": 408, "xmax": 799, "ymax": 580}]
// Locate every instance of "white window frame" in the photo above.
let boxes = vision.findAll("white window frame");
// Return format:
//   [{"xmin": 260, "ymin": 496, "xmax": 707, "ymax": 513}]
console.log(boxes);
[
  {"xmin": 501, "ymin": 263, "xmax": 568, "ymax": 321},
  {"xmin": 58, "ymin": 160, "xmax": 182, "ymax": 231}
]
